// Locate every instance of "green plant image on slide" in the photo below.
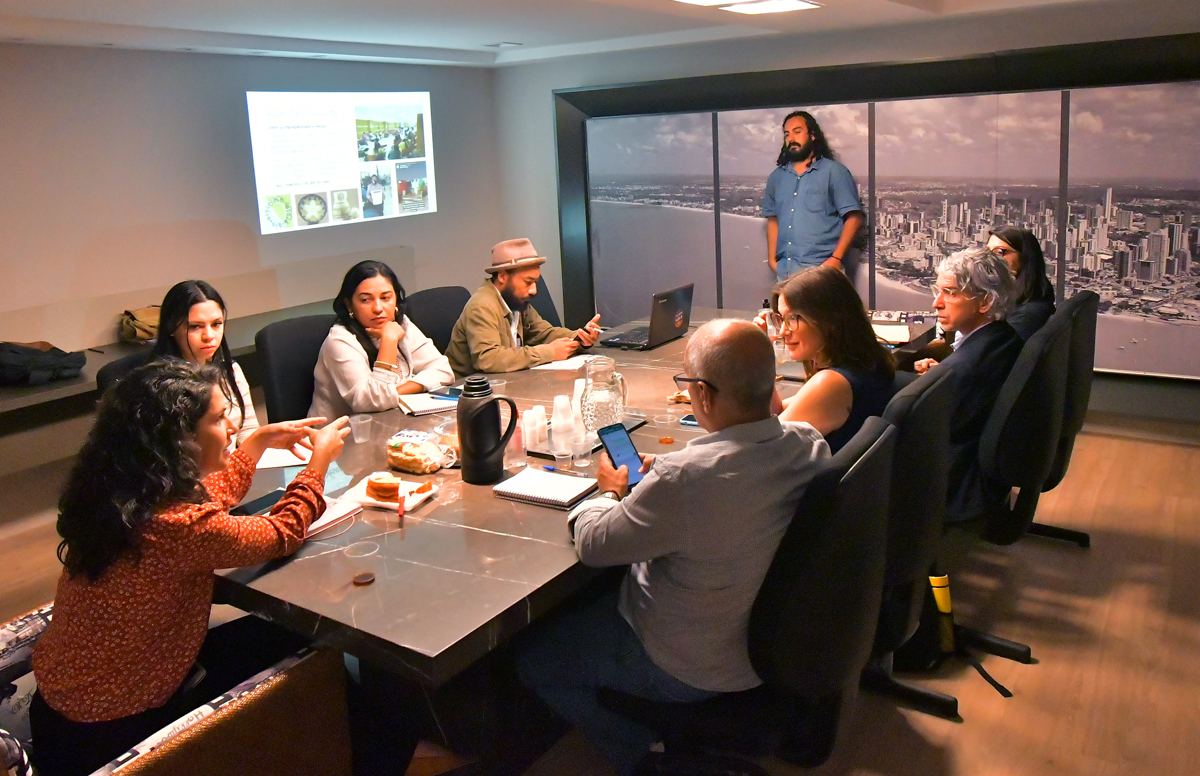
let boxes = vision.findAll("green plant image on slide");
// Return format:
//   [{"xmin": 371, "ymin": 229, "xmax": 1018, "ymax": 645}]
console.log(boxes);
[{"xmin": 263, "ymin": 195, "xmax": 293, "ymax": 229}]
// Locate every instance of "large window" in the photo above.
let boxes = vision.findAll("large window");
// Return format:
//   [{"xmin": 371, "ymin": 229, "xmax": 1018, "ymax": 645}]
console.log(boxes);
[{"xmin": 584, "ymin": 84, "xmax": 1200, "ymax": 379}]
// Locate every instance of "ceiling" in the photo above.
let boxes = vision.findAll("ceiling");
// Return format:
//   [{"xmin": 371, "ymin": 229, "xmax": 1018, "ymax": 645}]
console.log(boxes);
[{"xmin": 0, "ymin": 0, "xmax": 1103, "ymax": 66}]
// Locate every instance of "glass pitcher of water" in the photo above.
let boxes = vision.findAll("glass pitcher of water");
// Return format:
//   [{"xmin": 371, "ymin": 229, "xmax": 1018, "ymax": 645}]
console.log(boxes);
[{"xmin": 582, "ymin": 356, "xmax": 627, "ymax": 431}]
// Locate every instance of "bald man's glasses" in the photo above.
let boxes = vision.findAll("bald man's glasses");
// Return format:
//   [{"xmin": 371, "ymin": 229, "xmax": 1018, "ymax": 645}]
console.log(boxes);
[{"xmin": 674, "ymin": 374, "xmax": 718, "ymax": 393}]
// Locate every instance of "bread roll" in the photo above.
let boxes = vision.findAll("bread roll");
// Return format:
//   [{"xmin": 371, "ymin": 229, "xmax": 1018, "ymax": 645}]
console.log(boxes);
[
  {"xmin": 365, "ymin": 472, "xmax": 403, "ymax": 502},
  {"xmin": 387, "ymin": 440, "xmax": 443, "ymax": 475}
]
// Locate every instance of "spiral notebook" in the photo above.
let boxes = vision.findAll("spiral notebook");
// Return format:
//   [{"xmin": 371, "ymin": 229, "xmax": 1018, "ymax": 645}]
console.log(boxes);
[{"xmin": 492, "ymin": 467, "xmax": 598, "ymax": 510}]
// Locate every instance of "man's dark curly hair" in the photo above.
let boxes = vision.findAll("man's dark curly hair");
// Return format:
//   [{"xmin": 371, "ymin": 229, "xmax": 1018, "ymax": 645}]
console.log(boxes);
[
  {"xmin": 57, "ymin": 359, "xmax": 220, "ymax": 581},
  {"xmin": 775, "ymin": 110, "xmax": 837, "ymax": 167}
]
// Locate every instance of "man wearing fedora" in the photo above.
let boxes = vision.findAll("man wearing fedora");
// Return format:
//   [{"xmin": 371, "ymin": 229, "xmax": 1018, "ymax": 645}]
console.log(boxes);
[{"xmin": 446, "ymin": 238, "xmax": 603, "ymax": 377}]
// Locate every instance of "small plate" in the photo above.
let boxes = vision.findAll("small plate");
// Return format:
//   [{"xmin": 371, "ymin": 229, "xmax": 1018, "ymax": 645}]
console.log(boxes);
[{"xmin": 341, "ymin": 474, "xmax": 439, "ymax": 511}]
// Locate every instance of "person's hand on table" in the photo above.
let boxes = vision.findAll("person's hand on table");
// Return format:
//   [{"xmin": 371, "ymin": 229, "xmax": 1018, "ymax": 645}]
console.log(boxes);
[
  {"xmin": 913, "ymin": 358, "xmax": 939, "ymax": 375},
  {"xmin": 596, "ymin": 452, "xmax": 654, "ymax": 499},
  {"xmin": 551, "ymin": 337, "xmax": 581, "ymax": 361},
  {"xmin": 304, "ymin": 417, "xmax": 351, "ymax": 477},
  {"xmin": 242, "ymin": 417, "xmax": 327, "ymax": 460},
  {"xmin": 574, "ymin": 314, "xmax": 603, "ymax": 348}
]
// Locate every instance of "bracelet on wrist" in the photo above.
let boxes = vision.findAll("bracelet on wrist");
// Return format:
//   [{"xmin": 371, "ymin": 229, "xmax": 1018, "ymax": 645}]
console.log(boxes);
[
  {"xmin": 599, "ymin": 490, "xmax": 622, "ymax": 501},
  {"xmin": 375, "ymin": 360, "xmax": 399, "ymax": 373}
]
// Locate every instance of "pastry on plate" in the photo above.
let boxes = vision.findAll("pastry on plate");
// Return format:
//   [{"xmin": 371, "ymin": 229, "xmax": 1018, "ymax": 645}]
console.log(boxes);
[{"xmin": 365, "ymin": 472, "xmax": 405, "ymax": 502}]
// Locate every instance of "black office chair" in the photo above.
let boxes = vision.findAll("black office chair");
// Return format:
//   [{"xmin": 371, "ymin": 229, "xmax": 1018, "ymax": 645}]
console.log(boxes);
[
  {"xmin": 597, "ymin": 418, "xmax": 895, "ymax": 772},
  {"xmin": 531, "ymin": 275, "xmax": 563, "ymax": 328},
  {"xmin": 95, "ymin": 349, "xmax": 153, "ymax": 396},
  {"xmin": 404, "ymin": 286, "xmax": 471, "ymax": 353},
  {"xmin": 861, "ymin": 365, "xmax": 959, "ymax": 721},
  {"xmin": 255, "ymin": 314, "xmax": 336, "ymax": 423},
  {"xmin": 1024, "ymin": 291, "xmax": 1099, "ymax": 548}
]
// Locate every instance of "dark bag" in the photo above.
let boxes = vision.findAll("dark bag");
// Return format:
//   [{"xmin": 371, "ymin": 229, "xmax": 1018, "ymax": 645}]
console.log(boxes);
[{"xmin": 0, "ymin": 342, "xmax": 87, "ymax": 386}]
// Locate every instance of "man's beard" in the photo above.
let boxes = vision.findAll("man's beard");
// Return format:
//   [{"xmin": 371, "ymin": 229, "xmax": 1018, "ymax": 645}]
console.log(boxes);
[
  {"xmin": 501, "ymin": 286, "xmax": 529, "ymax": 313},
  {"xmin": 784, "ymin": 141, "xmax": 813, "ymax": 163}
]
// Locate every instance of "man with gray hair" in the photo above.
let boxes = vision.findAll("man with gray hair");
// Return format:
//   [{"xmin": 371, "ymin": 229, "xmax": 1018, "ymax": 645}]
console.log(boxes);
[
  {"xmin": 517, "ymin": 319, "xmax": 830, "ymax": 775},
  {"xmin": 915, "ymin": 247, "xmax": 1024, "ymax": 521}
]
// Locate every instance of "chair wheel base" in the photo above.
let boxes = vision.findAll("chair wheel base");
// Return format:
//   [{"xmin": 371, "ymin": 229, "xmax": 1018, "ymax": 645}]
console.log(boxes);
[
  {"xmin": 861, "ymin": 667, "xmax": 961, "ymax": 721},
  {"xmin": 956, "ymin": 625, "xmax": 1034, "ymax": 664},
  {"xmin": 1027, "ymin": 522, "xmax": 1090, "ymax": 547}
]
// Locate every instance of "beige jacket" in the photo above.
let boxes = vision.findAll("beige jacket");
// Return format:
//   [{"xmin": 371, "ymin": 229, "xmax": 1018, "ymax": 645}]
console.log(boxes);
[{"xmin": 446, "ymin": 281, "xmax": 574, "ymax": 377}]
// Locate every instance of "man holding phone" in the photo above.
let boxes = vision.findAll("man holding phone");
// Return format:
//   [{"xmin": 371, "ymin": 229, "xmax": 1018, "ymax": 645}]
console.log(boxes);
[
  {"xmin": 517, "ymin": 320, "xmax": 829, "ymax": 775},
  {"xmin": 445, "ymin": 238, "xmax": 603, "ymax": 377}
]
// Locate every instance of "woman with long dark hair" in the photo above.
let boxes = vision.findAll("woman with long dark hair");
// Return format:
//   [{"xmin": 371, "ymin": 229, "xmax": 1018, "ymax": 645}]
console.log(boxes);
[
  {"xmin": 152, "ymin": 280, "xmax": 258, "ymax": 449},
  {"xmin": 309, "ymin": 260, "xmax": 453, "ymax": 418},
  {"xmin": 986, "ymin": 226, "xmax": 1056, "ymax": 339},
  {"xmin": 30, "ymin": 360, "xmax": 348, "ymax": 776},
  {"xmin": 756, "ymin": 266, "xmax": 895, "ymax": 453}
]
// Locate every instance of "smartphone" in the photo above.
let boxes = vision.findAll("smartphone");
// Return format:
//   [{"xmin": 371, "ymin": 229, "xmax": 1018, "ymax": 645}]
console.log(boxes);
[
  {"xmin": 679, "ymin": 414, "xmax": 698, "ymax": 426},
  {"xmin": 597, "ymin": 423, "xmax": 647, "ymax": 489},
  {"xmin": 431, "ymin": 386, "xmax": 463, "ymax": 399}
]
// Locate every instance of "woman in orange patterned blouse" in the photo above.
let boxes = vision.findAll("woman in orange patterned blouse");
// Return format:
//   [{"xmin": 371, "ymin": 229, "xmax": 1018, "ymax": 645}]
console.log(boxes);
[{"xmin": 30, "ymin": 359, "xmax": 349, "ymax": 775}]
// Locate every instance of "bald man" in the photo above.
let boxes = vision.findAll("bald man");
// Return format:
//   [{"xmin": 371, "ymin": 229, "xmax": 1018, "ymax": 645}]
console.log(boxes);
[{"xmin": 517, "ymin": 320, "xmax": 831, "ymax": 775}]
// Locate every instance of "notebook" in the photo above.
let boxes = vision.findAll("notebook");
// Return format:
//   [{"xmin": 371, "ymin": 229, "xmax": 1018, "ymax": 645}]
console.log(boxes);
[
  {"xmin": 306, "ymin": 498, "xmax": 363, "ymax": 538},
  {"xmin": 492, "ymin": 467, "xmax": 598, "ymax": 511},
  {"xmin": 398, "ymin": 392, "xmax": 459, "ymax": 415}
]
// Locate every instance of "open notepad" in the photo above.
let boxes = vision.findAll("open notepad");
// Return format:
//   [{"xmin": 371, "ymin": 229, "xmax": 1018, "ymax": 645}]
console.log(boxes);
[
  {"xmin": 492, "ymin": 467, "xmax": 598, "ymax": 511},
  {"xmin": 398, "ymin": 392, "xmax": 459, "ymax": 415}
]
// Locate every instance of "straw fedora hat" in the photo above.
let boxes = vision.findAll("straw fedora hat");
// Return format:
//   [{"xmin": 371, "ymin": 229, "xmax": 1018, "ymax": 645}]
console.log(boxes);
[{"xmin": 487, "ymin": 238, "xmax": 546, "ymax": 274}]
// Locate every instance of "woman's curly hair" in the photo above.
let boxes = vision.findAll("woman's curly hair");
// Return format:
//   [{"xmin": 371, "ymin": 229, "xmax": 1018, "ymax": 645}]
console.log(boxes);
[{"xmin": 57, "ymin": 359, "xmax": 220, "ymax": 581}]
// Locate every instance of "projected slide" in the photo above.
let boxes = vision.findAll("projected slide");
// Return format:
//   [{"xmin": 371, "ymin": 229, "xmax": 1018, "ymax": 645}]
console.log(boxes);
[{"xmin": 246, "ymin": 91, "xmax": 436, "ymax": 234}]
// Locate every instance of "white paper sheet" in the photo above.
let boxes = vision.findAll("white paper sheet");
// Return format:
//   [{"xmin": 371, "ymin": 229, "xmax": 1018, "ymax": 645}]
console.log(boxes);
[
  {"xmin": 532, "ymin": 355, "xmax": 590, "ymax": 371},
  {"xmin": 872, "ymin": 323, "xmax": 912, "ymax": 345},
  {"xmin": 256, "ymin": 447, "xmax": 313, "ymax": 469}
]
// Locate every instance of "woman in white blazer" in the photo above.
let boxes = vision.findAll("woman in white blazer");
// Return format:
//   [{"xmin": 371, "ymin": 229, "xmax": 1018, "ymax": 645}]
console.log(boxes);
[{"xmin": 309, "ymin": 261, "xmax": 453, "ymax": 419}]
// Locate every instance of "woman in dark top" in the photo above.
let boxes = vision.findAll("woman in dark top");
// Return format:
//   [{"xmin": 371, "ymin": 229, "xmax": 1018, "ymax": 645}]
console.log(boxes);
[
  {"xmin": 986, "ymin": 226, "xmax": 1056, "ymax": 339},
  {"xmin": 755, "ymin": 265, "xmax": 895, "ymax": 453}
]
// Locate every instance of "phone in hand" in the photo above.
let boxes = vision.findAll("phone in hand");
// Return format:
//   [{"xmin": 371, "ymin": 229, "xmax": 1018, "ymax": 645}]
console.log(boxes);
[
  {"xmin": 679, "ymin": 413, "xmax": 698, "ymax": 426},
  {"xmin": 597, "ymin": 423, "xmax": 647, "ymax": 489}
]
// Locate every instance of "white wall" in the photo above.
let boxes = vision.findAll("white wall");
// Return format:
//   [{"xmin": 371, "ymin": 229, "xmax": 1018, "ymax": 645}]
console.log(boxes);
[
  {"xmin": 0, "ymin": 45, "xmax": 501, "ymax": 351},
  {"xmin": 494, "ymin": 0, "xmax": 1200, "ymax": 311}
]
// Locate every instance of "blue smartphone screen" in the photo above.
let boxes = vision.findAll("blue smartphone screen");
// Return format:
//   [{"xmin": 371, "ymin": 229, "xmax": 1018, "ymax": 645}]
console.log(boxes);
[{"xmin": 598, "ymin": 424, "xmax": 646, "ymax": 488}]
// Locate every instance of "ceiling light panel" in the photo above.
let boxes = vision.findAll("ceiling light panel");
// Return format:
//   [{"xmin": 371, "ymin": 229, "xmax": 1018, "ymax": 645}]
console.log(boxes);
[
  {"xmin": 722, "ymin": 0, "xmax": 822, "ymax": 13},
  {"xmin": 672, "ymin": 0, "xmax": 760, "ymax": 6}
]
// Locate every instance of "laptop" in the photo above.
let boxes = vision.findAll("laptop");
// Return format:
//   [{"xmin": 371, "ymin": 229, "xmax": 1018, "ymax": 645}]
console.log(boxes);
[{"xmin": 600, "ymin": 283, "xmax": 695, "ymax": 351}]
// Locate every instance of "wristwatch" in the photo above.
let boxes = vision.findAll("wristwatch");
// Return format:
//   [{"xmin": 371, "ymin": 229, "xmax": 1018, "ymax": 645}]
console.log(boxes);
[{"xmin": 598, "ymin": 490, "xmax": 622, "ymax": 501}]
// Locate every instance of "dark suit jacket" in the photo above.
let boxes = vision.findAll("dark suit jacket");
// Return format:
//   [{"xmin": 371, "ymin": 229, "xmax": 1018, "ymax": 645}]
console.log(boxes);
[
  {"xmin": 1007, "ymin": 298, "xmax": 1055, "ymax": 340},
  {"xmin": 941, "ymin": 319, "xmax": 1024, "ymax": 522}
]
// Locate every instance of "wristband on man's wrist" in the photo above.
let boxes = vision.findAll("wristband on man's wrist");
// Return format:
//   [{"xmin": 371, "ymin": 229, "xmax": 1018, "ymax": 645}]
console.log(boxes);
[{"xmin": 599, "ymin": 490, "xmax": 622, "ymax": 501}]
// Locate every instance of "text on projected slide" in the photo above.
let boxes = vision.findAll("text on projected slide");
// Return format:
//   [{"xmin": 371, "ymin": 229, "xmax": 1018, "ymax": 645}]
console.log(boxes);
[{"xmin": 246, "ymin": 91, "xmax": 437, "ymax": 234}]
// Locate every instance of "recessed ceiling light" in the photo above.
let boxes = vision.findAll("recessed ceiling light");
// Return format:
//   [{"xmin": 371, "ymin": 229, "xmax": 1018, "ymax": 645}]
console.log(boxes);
[
  {"xmin": 483, "ymin": 41, "xmax": 523, "ymax": 48},
  {"xmin": 722, "ymin": 0, "xmax": 821, "ymax": 13},
  {"xmin": 673, "ymin": 0, "xmax": 758, "ymax": 5}
]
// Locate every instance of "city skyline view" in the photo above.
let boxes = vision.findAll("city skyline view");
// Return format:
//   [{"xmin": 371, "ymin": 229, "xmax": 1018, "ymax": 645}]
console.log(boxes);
[{"xmin": 586, "ymin": 82, "xmax": 1200, "ymax": 378}]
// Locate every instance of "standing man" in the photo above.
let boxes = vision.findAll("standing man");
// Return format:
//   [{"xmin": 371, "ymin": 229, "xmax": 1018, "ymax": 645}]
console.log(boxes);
[
  {"xmin": 446, "ymin": 238, "xmax": 602, "ymax": 377},
  {"xmin": 762, "ymin": 111, "xmax": 865, "ymax": 284}
]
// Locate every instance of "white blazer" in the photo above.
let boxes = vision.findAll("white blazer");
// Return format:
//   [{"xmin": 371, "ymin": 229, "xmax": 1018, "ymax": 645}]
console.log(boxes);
[
  {"xmin": 308, "ymin": 321, "xmax": 454, "ymax": 419},
  {"xmin": 226, "ymin": 361, "xmax": 259, "ymax": 451}
]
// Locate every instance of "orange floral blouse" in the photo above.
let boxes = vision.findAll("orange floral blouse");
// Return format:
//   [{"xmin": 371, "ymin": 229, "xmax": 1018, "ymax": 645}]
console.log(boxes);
[{"xmin": 32, "ymin": 449, "xmax": 324, "ymax": 723}]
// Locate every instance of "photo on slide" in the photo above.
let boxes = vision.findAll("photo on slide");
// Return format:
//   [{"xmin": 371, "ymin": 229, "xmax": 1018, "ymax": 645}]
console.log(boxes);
[
  {"xmin": 295, "ymin": 191, "xmax": 330, "ymax": 226},
  {"xmin": 329, "ymin": 188, "xmax": 361, "ymax": 222},
  {"xmin": 1066, "ymin": 82, "xmax": 1200, "ymax": 378},
  {"xmin": 360, "ymin": 165, "xmax": 394, "ymax": 219},
  {"xmin": 356, "ymin": 105, "xmax": 425, "ymax": 162},
  {"xmin": 394, "ymin": 161, "xmax": 429, "ymax": 213},
  {"xmin": 261, "ymin": 194, "xmax": 294, "ymax": 231},
  {"xmin": 874, "ymin": 91, "xmax": 1062, "ymax": 312}
]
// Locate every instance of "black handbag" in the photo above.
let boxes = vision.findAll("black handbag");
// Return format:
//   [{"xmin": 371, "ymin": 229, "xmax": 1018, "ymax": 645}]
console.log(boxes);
[{"xmin": 0, "ymin": 342, "xmax": 87, "ymax": 386}]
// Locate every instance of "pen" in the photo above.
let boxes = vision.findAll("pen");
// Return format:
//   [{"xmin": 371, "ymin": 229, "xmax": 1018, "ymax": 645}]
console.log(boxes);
[
  {"xmin": 430, "ymin": 394, "xmax": 459, "ymax": 401},
  {"xmin": 542, "ymin": 465, "xmax": 590, "ymax": 478}
]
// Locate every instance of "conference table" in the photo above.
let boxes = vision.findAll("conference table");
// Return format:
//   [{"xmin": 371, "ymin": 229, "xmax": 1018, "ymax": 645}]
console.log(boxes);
[{"xmin": 213, "ymin": 308, "xmax": 934, "ymax": 689}]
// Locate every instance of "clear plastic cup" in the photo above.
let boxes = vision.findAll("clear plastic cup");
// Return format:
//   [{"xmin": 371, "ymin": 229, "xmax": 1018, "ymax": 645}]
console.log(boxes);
[
  {"xmin": 571, "ymin": 435, "xmax": 592, "ymax": 467},
  {"xmin": 350, "ymin": 414, "xmax": 372, "ymax": 443},
  {"xmin": 654, "ymin": 413, "xmax": 677, "ymax": 445},
  {"xmin": 553, "ymin": 451, "xmax": 572, "ymax": 470}
]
